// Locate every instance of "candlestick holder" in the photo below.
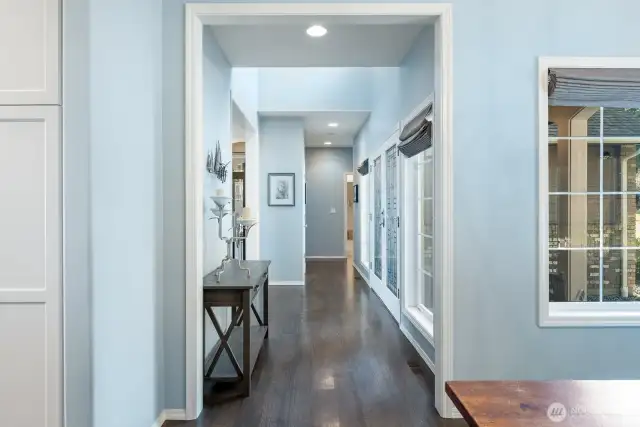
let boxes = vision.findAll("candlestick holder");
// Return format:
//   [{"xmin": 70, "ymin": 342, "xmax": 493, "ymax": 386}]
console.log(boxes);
[{"xmin": 209, "ymin": 196, "xmax": 257, "ymax": 282}]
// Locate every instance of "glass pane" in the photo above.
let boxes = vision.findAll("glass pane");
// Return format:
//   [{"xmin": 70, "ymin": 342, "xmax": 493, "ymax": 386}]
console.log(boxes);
[
  {"xmin": 602, "ymin": 249, "xmax": 640, "ymax": 301},
  {"xmin": 601, "ymin": 194, "xmax": 640, "ymax": 247},
  {"xmin": 422, "ymin": 148, "xmax": 433, "ymax": 199},
  {"xmin": 548, "ymin": 141, "xmax": 601, "ymax": 193},
  {"xmin": 422, "ymin": 198, "xmax": 433, "ymax": 236},
  {"xmin": 601, "ymin": 140, "xmax": 640, "ymax": 192},
  {"xmin": 385, "ymin": 145, "xmax": 398, "ymax": 297},
  {"xmin": 602, "ymin": 107, "xmax": 640, "ymax": 137},
  {"xmin": 549, "ymin": 249, "xmax": 600, "ymax": 302},
  {"xmin": 548, "ymin": 105, "xmax": 601, "ymax": 137},
  {"xmin": 423, "ymin": 272, "xmax": 434, "ymax": 310},
  {"xmin": 422, "ymin": 236, "xmax": 433, "ymax": 275},
  {"xmin": 373, "ymin": 156, "xmax": 382, "ymax": 280},
  {"xmin": 549, "ymin": 195, "xmax": 600, "ymax": 248}
]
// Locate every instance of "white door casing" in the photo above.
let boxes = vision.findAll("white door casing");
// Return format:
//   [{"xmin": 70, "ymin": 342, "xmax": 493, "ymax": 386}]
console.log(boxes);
[
  {"xmin": 0, "ymin": 106, "xmax": 62, "ymax": 427},
  {"xmin": 0, "ymin": 0, "xmax": 60, "ymax": 105},
  {"xmin": 186, "ymin": 3, "xmax": 454, "ymax": 419}
]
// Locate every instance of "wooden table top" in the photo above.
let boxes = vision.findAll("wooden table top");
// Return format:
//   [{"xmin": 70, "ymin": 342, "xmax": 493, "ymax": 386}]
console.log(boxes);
[
  {"xmin": 446, "ymin": 380, "xmax": 640, "ymax": 427},
  {"xmin": 203, "ymin": 260, "xmax": 270, "ymax": 290}
]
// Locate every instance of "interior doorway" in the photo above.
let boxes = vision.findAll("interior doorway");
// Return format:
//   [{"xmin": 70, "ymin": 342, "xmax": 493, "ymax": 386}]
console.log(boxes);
[
  {"xmin": 185, "ymin": 2, "xmax": 454, "ymax": 421},
  {"xmin": 345, "ymin": 173, "xmax": 355, "ymax": 258}
]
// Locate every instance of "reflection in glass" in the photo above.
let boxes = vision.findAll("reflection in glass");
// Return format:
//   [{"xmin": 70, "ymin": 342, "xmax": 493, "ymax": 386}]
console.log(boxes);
[
  {"xmin": 373, "ymin": 156, "xmax": 382, "ymax": 280},
  {"xmin": 602, "ymin": 249, "xmax": 640, "ymax": 301},
  {"xmin": 422, "ymin": 272, "xmax": 434, "ymax": 310},
  {"xmin": 549, "ymin": 250, "xmax": 600, "ymax": 302},
  {"xmin": 422, "ymin": 199, "xmax": 433, "ymax": 237},
  {"xmin": 549, "ymin": 195, "xmax": 600, "ymax": 248},
  {"xmin": 548, "ymin": 141, "xmax": 600, "ymax": 193},
  {"xmin": 601, "ymin": 108, "xmax": 640, "ymax": 137},
  {"xmin": 600, "ymin": 140, "xmax": 640, "ymax": 192},
  {"xmin": 602, "ymin": 194, "xmax": 640, "ymax": 247},
  {"xmin": 385, "ymin": 145, "xmax": 398, "ymax": 297},
  {"xmin": 422, "ymin": 236, "xmax": 433, "ymax": 275},
  {"xmin": 422, "ymin": 152, "xmax": 433, "ymax": 198}
]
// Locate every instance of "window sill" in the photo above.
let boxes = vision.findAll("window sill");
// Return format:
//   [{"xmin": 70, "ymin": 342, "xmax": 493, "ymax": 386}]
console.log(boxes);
[
  {"xmin": 405, "ymin": 306, "xmax": 435, "ymax": 345},
  {"xmin": 541, "ymin": 302, "xmax": 640, "ymax": 327}
]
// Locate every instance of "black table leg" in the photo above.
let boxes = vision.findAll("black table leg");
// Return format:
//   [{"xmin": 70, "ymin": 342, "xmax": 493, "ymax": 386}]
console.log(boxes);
[
  {"xmin": 263, "ymin": 275, "xmax": 269, "ymax": 338},
  {"xmin": 241, "ymin": 289, "xmax": 251, "ymax": 397}
]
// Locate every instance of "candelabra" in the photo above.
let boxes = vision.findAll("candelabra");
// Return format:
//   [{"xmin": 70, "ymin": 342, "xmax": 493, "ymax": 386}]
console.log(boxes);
[{"xmin": 209, "ymin": 196, "xmax": 257, "ymax": 282}]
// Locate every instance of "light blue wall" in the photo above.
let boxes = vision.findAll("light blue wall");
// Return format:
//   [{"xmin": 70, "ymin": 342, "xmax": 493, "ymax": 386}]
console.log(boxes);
[
  {"xmin": 305, "ymin": 148, "xmax": 354, "ymax": 257},
  {"xmin": 258, "ymin": 68, "xmax": 372, "ymax": 112},
  {"xmin": 399, "ymin": 26, "xmax": 435, "ymax": 119},
  {"xmin": 451, "ymin": 0, "xmax": 640, "ymax": 382},
  {"xmin": 162, "ymin": 0, "xmax": 640, "ymax": 412},
  {"xmin": 259, "ymin": 117, "xmax": 305, "ymax": 282},
  {"xmin": 62, "ymin": 0, "xmax": 92, "ymax": 426},
  {"xmin": 90, "ymin": 0, "xmax": 163, "ymax": 425},
  {"xmin": 202, "ymin": 26, "xmax": 235, "ymax": 366},
  {"xmin": 397, "ymin": 24, "xmax": 436, "ymax": 367},
  {"xmin": 352, "ymin": 130, "xmax": 369, "ymax": 275},
  {"xmin": 202, "ymin": 27, "xmax": 232, "ymax": 275},
  {"xmin": 351, "ymin": 23, "xmax": 436, "ymax": 366},
  {"xmin": 162, "ymin": 0, "xmax": 189, "ymax": 409}
]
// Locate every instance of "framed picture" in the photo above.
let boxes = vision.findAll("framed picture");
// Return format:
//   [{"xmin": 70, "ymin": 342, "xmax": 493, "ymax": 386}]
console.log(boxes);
[{"xmin": 268, "ymin": 173, "xmax": 295, "ymax": 206}]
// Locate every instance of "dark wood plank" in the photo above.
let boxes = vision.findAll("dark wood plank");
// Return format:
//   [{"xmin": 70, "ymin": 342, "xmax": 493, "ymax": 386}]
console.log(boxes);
[
  {"xmin": 446, "ymin": 380, "xmax": 640, "ymax": 427},
  {"xmin": 168, "ymin": 261, "xmax": 463, "ymax": 427},
  {"xmin": 204, "ymin": 325, "xmax": 268, "ymax": 382}
]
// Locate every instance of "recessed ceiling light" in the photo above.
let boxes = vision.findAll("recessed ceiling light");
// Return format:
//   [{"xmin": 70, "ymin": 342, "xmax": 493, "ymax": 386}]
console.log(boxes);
[
  {"xmin": 328, "ymin": 122, "xmax": 339, "ymax": 128},
  {"xmin": 324, "ymin": 141, "xmax": 332, "ymax": 145},
  {"xmin": 306, "ymin": 25, "xmax": 327, "ymax": 37}
]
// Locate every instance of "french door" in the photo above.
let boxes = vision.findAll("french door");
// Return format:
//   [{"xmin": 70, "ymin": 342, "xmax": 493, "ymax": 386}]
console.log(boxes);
[{"xmin": 369, "ymin": 131, "xmax": 401, "ymax": 322}]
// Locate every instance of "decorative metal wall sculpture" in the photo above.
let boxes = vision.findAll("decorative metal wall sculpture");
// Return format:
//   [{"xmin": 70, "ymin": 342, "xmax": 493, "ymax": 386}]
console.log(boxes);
[{"xmin": 206, "ymin": 141, "xmax": 229, "ymax": 183}]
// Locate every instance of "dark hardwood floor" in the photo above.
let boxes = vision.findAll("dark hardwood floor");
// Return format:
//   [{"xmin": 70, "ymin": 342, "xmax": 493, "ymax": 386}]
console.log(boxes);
[{"xmin": 167, "ymin": 260, "xmax": 465, "ymax": 427}]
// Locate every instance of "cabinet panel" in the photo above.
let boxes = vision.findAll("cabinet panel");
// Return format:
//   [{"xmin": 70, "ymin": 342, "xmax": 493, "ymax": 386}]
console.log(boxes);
[
  {"xmin": 0, "ymin": 106, "xmax": 61, "ymax": 427},
  {"xmin": 0, "ymin": 304, "xmax": 47, "ymax": 426},
  {"xmin": 0, "ymin": 0, "xmax": 60, "ymax": 104}
]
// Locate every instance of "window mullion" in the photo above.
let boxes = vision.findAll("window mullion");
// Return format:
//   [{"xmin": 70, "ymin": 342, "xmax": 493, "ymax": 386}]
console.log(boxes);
[{"xmin": 599, "ymin": 106, "xmax": 604, "ymax": 303}]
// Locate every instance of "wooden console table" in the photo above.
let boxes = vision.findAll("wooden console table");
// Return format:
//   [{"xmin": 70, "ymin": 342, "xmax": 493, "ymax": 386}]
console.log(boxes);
[
  {"xmin": 446, "ymin": 380, "xmax": 640, "ymax": 426},
  {"xmin": 203, "ymin": 260, "xmax": 270, "ymax": 400}
]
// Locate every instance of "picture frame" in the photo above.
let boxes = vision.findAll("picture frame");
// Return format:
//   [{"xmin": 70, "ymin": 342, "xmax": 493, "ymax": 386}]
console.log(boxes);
[
  {"xmin": 268, "ymin": 173, "xmax": 295, "ymax": 206},
  {"xmin": 353, "ymin": 184, "xmax": 359, "ymax": 203}
]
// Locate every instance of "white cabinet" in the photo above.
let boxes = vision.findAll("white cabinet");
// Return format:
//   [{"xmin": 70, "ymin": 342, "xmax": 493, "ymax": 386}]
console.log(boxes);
[
  {"xmin": 0, "ymin": 0, "xmax": 60, "ymax": 105},
  {"xmin": 0, "ymin": 106, "xmax": 61, "ymax": 427}
]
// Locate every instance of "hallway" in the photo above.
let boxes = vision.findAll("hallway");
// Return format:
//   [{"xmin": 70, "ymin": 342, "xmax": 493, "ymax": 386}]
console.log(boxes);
[{"xmin": 169, "ymin": 261, "xmax": 463, "ymax": 427}]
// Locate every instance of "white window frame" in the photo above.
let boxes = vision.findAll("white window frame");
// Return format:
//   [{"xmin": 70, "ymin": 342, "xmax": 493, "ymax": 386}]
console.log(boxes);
[
  {"xmin": 539, "ymin": 57, "xmax": 640, "ymax": 327},
  {"xmin": 402, "ymin": 94, "xmax": 435, "ymax": 344}
]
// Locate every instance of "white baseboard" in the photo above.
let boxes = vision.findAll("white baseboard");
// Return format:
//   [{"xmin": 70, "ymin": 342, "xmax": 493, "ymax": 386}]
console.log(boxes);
[
  {"xmin": 152, "ymin": 409, "xmax": 188, "ymax": 427},
  {"xmin": 400, "ymin": 324, "xmax": 435, "ymax": 374},
  {"xmin": 305, "ymin": 256, "xmax": 346, "ymax": 259},
  {"xmin": 270, "ymin": 281, "xmax": 304, "ymax": 286},
  {"xmin": 352, "ymin": 261, "xmax": 370, "ymax": 286},
  {"xmin": 451, "ymin": 408, "xmax": 462, "ymax": 419}
]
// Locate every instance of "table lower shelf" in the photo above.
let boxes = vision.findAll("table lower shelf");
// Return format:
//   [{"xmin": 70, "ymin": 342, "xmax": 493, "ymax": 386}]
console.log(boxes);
[{"xmin": 204, "ymin": 325, "xmax": 268, "ymax": 382}]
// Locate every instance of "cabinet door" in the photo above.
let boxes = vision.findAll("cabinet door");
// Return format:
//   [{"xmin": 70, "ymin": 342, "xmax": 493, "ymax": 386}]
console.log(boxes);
[
  {"xmin": 0, "ymin": 0, "xmax": 60, "ymax": 105},
  {"xmin": 0, "ymin": 106, "xmax": 61, "ymax": 427}
]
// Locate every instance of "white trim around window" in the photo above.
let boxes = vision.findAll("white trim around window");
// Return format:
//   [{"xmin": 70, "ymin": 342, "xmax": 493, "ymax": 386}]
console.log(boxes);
[
  {"xmin": 538, "ymin": 56, "xmax": 640, "ymax": 327},
  {"xmin": 401, "ymin": 94, "xmax": 436, "ymax": 345}
]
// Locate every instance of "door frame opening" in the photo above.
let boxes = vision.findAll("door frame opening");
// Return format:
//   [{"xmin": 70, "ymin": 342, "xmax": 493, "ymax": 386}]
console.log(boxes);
[
  {"xmin": 185, "ymin": 2, "xmax": 454, "ymax": 420},
  {"xmin": 344, "ymin": 172, "xmax": 354, "ymax": 258}
]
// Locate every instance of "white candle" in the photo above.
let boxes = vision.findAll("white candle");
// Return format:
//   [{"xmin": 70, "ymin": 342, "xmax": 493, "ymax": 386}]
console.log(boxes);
[
  {"xmin": 242, "ymin": 207, "xmax": 252, "ymax": 219},
  {"xmin": 215, "ymin": 189, "xmax": 224, "ymax": 196}
]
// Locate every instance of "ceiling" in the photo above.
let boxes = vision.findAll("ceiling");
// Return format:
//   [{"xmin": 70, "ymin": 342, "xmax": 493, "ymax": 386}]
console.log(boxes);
[
  {"xmin": 260, "ymin": 111, "xmax": 370, "ymax": 148},
  {"xmin": 208, "ymin": 16, "xmax": 433, "ymax": 67}
]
